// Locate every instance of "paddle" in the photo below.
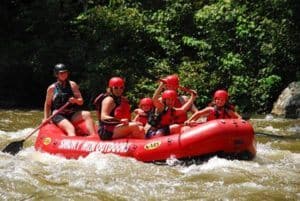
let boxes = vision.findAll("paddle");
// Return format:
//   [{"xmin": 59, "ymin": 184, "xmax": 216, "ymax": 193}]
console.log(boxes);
[{"xmin": 2, "ymin": 102, "xmax": 70, "ymax": 155}]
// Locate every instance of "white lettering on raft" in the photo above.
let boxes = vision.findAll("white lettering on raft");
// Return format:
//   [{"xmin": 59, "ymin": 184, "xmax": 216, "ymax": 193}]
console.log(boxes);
[{"xmin": 58, "ymin": 139, "xmax": 130, "ymax": 153}]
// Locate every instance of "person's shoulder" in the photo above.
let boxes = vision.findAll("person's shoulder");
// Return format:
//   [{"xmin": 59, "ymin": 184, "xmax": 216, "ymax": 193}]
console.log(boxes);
[
  {"xmin": 202, "ymin": 106, "xmax": 214, "ymax": 112},
  {"xmin": 47, "ymin": 83, "xmax": 56, "ymax": 92},
  {"xmin": 103, "ymin": 95, "xmax": 114, "ymax": 102},
  {"xmin": 69, "ymin": 81, "xmax": 81, "ymax": 90}
]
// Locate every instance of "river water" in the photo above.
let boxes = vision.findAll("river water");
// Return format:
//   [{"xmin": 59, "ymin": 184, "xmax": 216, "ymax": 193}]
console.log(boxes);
[{"xmin": 0, "ymin": 110, "xmax": 299, "ymax": 201}]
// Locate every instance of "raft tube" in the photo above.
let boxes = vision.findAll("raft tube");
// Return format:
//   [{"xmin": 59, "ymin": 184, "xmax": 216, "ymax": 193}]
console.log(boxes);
[{"xmin": 34, "ymin": 119, "xmax": 256, "ymax": 162}]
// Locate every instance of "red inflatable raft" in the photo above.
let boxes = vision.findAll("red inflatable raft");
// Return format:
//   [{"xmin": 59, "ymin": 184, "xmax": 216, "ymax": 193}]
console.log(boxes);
[{"xmin": 34, "ymin": 119, "xmax": 256, "ymax": 162}]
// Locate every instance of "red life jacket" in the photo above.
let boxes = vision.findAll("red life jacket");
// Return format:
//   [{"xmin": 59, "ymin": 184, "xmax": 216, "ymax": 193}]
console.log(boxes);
[
  {"xmin": 114, "ymin": 97, "xmax": 131, "ymax": 120},
  {"xmin": 159, "ymin": 108, "xmax": 174, "ymax": 127},
  {"xmin": 148, "ymin": 107, "xmax": 175, "ymax": 128},
  {"xmin": 207, "ymin": 105, "xmax": 234, "ymax": 121},
  {"xmin": 135, "ymin": 111, "xmax": 151, "ymax": 126},
  {"xmin": 173, "ymin": 96, "xmax": 188, "ymax": 124},
  {"xmin": 94, "ymin": 94, "xmax": 131, "ymax": 133}
]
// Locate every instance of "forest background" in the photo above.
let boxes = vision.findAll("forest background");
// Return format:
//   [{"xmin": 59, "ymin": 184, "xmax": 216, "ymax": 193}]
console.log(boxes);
[{"xmin": 0, "ymin": 0, "xmax": 299, "ymax": 115}]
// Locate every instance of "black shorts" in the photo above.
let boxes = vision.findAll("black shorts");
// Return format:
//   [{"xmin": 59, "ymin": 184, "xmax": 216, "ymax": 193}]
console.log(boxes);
[
  {"xmin": 52, "ymin": 112, "xmax": 77, "ymax": 124},
  {"xmin": 98, "ymin": 126, "xmax": 114, "ymax": 140}
]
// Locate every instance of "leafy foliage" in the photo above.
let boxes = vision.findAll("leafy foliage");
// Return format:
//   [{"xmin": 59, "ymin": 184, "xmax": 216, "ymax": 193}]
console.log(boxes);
[{"xmin": 0, "ymin": 0, "xmax": 299, "ymax": 115}]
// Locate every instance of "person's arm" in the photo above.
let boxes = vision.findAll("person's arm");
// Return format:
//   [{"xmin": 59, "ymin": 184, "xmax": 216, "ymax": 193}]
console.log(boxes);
[
  {"xmin": 70, "ymin": 81, "xmax": 83, "ymax": 105},
  {"xmin": 100, "ymin": 96, "xmax": 118, "ymax": 121},
  {"xmin": 133, "ymin": 114, "xmax": 139, "ymax": 122},
  {"xmin": 186, "ymin": 107, "xmax": 212, "ymax": 123},
  {"xmin": 177, "ymin": 90, "xmax": 197, "ymax": 113},
  {"xmin": 181, "ymin": 95, "xmax": 198, "ymax": 113},
  {"xmin": 133, "ymin": 108, "xmax": 146, "ymax": 121},
  {"xmin": 43, "ymin": 85, "xmax": 54, "ymax": 121},
  {"xmin": 152, "ymin": 81, "xmax": 165, "ymax": 112}
]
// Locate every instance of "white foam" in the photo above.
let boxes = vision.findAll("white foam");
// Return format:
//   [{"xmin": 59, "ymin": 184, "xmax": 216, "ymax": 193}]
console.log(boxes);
[
  {"xmin": 263, "ymin": 126, "xmax": 280, "ymax": 132},
  {"xmin": 265, "ymin": 114, "xmax": 274, "ymax": 120},
  {"xmin": 0, "ymin": 128, "xmax": 36, "ymax": 139}
]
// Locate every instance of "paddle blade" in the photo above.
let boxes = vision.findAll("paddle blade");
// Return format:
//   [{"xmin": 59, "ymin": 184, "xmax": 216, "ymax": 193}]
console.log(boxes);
[{"xmin": 2, "ymin": 140, "xmax": 25, "ymax": 155}]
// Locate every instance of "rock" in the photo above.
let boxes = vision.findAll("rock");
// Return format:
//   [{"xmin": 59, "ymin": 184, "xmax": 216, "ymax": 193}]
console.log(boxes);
[
  {"xmin": 265, "ymin": 114, "xmax": 274, "ymax": 120},
  {"xmin": 271, "ymin": 82, "xmax": 300, "ymax": 118}
]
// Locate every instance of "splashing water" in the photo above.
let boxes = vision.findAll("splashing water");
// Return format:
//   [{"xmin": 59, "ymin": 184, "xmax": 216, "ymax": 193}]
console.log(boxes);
[{"xmin": 0, "ymin": 110, "xmax": 299, "ymax": 200}]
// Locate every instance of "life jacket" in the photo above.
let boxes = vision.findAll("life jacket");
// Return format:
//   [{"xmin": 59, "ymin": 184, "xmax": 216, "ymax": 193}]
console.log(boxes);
[
  {"xmin": 114, "ymin": 97, "xmax": 131, "ymax": 120},
  {"xmin": 94, "ymin": 93, "xmax": 131, "ymax": 133},
  {"xmin": 148, "ymin": 107, "xmax": 174, "ymax": 128},
  {"xmin": 52, "ymin": 81, "xmax": 79, "ymax": 113},
  {"xmin": 207, "ymin": 104, "xmax": 235, "ymax": 121},
  {"xmin": 173, "ymin": 96, "xmax": 188, "ymax": 124},
  {"xmin": 135, "ymin": 111, "xmax": 151, "ymax": 126}
]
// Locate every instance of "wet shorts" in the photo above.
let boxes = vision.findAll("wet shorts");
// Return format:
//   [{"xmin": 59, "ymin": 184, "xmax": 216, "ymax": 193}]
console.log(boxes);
[{"xmin": 52, "ymin": 112, "xmax": 77, "ymax": 124}]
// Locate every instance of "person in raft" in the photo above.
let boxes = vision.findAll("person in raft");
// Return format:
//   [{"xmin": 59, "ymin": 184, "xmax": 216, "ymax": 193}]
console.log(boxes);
[
  {"xmin": 96, "ymin": 77, "xmax": 145, "ymax": 140},
  {"xmin": 145, "ymin": 81, "xmax": 197, "ymax": 138},
  {"xmin": 43, "ymin": 63, "xmax": 97, "ymax": 137},
  {"xmin": 160, "ymin": 74, "xmax": 198, "ymax": 124},
  {"xmin": 185, "ymin": 89, "xmax": 241, "ymax": 125},
  {"xmin": 133, "ymin": 97, "xmax": 154, "ymax": 126}
]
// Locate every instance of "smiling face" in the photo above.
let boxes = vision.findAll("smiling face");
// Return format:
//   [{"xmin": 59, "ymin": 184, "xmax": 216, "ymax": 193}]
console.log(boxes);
[
  {"xmin": 111, "ymin": 86, "xmax": 124, "ymax": 97},
  {"xmin": 214, "ymin": 97, "xmax": 226, "ymax": 107},
  {"xmin": 140, "ymin": 104, "xmax": 152, "ymax": 112},
  {"xmin": 56, "ymin": 71, "xmax": 69, "ymax": 81},
  {"xmin": 164, "ymin": 97, "xmax": 176, "ymax": 107},
  {"xmin": 162, "ymin": 90, "xmax": 177, "ymax": 107}
]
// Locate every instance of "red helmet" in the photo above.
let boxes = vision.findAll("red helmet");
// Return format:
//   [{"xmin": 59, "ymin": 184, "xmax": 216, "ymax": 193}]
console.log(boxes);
[
  {"xmin": 139, "ymin": 97, "xmax": 153, "ymax": 107},
  {"xmin": 162, "ymin": 90, "xmax": 177, "ymax": 100},
  {"xmin": 214, "ymin": 90, "xmax": 229, "ymax": 101},
  {"xmin": 108, "ymin": 77, "xmax": 124, "ymax": 88},
  {"xmin": 163, "ymin": 74, "xmax": 179, "ymax": 88}
]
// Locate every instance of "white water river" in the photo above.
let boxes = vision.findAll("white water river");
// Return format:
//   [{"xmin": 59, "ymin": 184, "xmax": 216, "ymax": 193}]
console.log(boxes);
[{"xmin": 0, "ymin": 110, "xmax": 299, "ymax": 200}]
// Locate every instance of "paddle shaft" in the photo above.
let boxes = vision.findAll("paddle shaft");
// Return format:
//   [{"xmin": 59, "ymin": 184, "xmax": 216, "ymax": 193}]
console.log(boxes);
[{"xmin": 24, "ymin": 101, "xmax": 70, "ymax": 140}]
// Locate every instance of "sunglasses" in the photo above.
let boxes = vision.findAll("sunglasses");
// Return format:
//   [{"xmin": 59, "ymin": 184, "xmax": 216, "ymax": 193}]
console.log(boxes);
[{"xmin": 112, "ymin": 86, "xmax": 124, "ymax": 90}]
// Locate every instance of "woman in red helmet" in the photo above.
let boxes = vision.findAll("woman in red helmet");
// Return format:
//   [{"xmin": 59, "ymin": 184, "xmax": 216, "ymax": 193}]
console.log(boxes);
[
  {"xmin": 96, "ymin": 77, "xmax": 145, "ymax": 140},
  {"xmin": 185, "ymin": 89, "xmax": 241, "ymax": 125},
  {"xmin": 133, "ymin": 97, "xmax": 154, "ymax": 126},
  {"xmin": 160, "ymin": 74, "xmax": 198, "ymax": 124},
  {"xmin": 43, "ymin": 63, "xmax": 97, "ymax": 137},
  {"xmin": 146, "ymin": 81, "xmax": 197, "ymax": 138}
]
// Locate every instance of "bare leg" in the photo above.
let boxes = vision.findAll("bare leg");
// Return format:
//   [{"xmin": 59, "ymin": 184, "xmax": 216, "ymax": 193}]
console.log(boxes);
[
  {"xmin": 57, "ymin": 119, "xmax": 76, "ymax": 136},
  {"xmin": 113, "ymin": 122, "xmax": 145, "ymax": 139},
  {"xmin": 72, "ymin": 111, "xmax": 97, "ymax": 136}
]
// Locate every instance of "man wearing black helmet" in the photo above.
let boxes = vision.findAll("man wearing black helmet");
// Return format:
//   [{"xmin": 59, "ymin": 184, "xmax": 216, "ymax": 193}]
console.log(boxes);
[{"xmin": 43, "ymin": 63, "xmax": 97, "ymax": 137}]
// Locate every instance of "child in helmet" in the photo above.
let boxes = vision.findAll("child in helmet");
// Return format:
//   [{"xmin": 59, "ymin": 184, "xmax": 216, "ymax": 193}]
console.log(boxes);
[
  {"xmin": 185, "ymin": 90, "xmax": 241, "ymax": 125},
  {"xmin": 146, "ymin": 81, "xmax": 197, "ymax": 138},
  {"xmin": 133, "ymin": 97, "xmax": 154, "ymax": 126},
  {"xmin": 160, "ymin": 74, "xmax": 198, "ymax": 124}
]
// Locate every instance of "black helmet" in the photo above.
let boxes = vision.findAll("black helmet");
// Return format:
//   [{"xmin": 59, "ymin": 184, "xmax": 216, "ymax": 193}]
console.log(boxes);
[{"xmin": 54, "ymin": 63, "xmax": 69, "ymax": 74}]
